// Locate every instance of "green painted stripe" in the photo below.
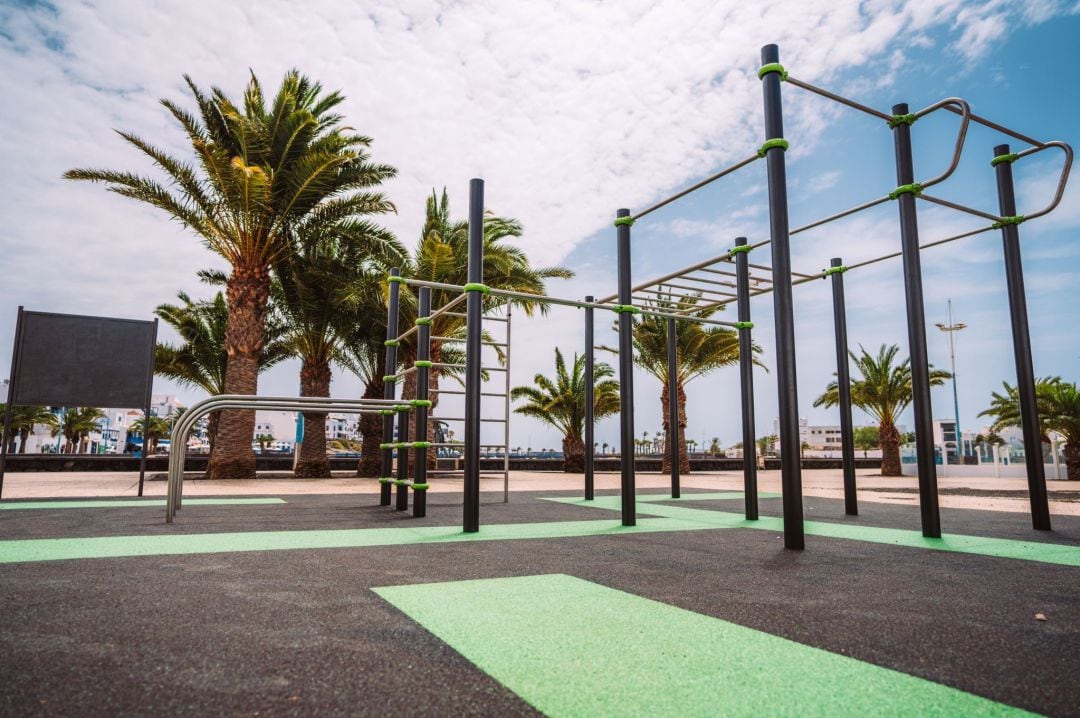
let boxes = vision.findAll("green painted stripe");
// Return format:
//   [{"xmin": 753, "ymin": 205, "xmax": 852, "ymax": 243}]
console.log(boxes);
[
  {"xmin": 374, "ymin": 574, "xmax": 1030, "ymax": 717},
  {"xmin": 547, "ymin": 495, "xmax": 1080, "ymax": 567},
  {"xmin": 0, "ymin": 498, "xmax": 286, "ymax": 510}
]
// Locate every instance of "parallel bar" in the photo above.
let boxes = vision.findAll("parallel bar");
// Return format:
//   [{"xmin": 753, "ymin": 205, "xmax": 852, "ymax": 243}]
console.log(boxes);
[
  {"xmin": 632, "ymin": 153, "xmax": 760, "ymax": 220},
  {"xmin": 918, "ymin": 194, "xmax": 1003, "ymax": 223},
  {"xmin": 431, "ymin": 336, "xmax": 508, "ymax": 347},
  {"xmin": 584, "ymin": 295, "xmax": 595, "ymax": 501},
  {"xmin": 761, "ymin": 43, "xmax": 804, "ymax": 550},
  {"xmin": 596, "ymin": 251, "xmax": 736, "ymax": 304},
  {"xmin": 381, "ymin": 268, "xmax": 401, "ymax": 507},
  {"xmin": 666, "ymin": 317, "xmax": 681, "ymax": 499},
  {"xmin": 994, "ymin": 143, "xmax": 1051, "ymax": 531},
  {"xmin": 940, "ymin": 104, "xmax": 1046, "ymax": 148},
  {"xmin": 395, "ymin": 385, "xmax": 410, "ymax": 510},
  {"xmin": 503, "ymin": 305, "xmax": 512, "ymax": 504},
  {"xmin": 616, "ymin": 208, "xmax": 636, "ymax": 527},
  {"xmin": 789, "ymin": 195, "xmax": 891, "ymax": 237},
  {"xmin": 430, "ymin": 390, "xmax": 508, "ymax": 397},
  {"xmin": 891, "ymin": 101, "xmax": 941, "ymax": 538},
  {"xmin": 734, "ymin": 239, "xmax": 758, "ymax": 520},
  {"xmin": 412, "ymin": 287, "xmax": 432, "ymax": 518},
  {"xmin": 785, "ymin": 76, "xmax": 893, "ymax": 121},
  {"xmin": 462, "ymin": 178, "xmax": 484, "ymax": 533},
  {"xmin": 830, "ymin": 259, "xmax": 857, "ymax": 516}
]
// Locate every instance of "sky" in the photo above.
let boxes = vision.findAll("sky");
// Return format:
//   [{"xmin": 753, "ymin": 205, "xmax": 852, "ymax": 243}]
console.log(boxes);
[{"xmin": 0, "ymin": 0, "xmax": 1078, "ymax": 453}]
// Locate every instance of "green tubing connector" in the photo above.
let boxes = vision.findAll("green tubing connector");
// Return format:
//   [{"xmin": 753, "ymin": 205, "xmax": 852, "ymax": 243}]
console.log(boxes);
[
  {"xmin": 757, "ymin": 62, "xmax": 788, "ymax": 80},
  {"xmin": 757, "ymin": 138, "xmax": 789, "ymax": 158},
  {"xmin": 410, "ymin": 483, "xmax": 430, "ymax": 491},
  {"xmin": 823, "ymin": 265, "xmax": 847, "ymax": 277},
  {"xmin": 382, "ymin": 375, "xmax": 399, "ymax": 383},
  {"xmin": 414, "ymin": 360, "xmax": 433, "ymax": 368},
  {"xmin": 611, "ymin": 304, "xmax": 640, "ymax": 314},
  {"xmin": 993, "ymin": 215, "xmax": 1025, "ymax": 229},
  {"xmin": 393, "ymin": 442, "xmax": 409, "ymax": 449},
  {"xmin": 889, "ymin": 182, "xmax": 923, "ymax": 200},
  {"xmin": 410, "ymin": 399, "xmax": 432, "ymax": 408},
  {"xmin": 613, "ymin": 216, "xmax": 635, "ymax": 228},
  {"xmin": 387, "ymin": 275, "xmax": 407, "ymax": 284},
  {"xmin": 392, "ymin": 479, "xmax": 409, "ymax": 486},
  {"xmin": 887, "ymin": 113, "xmax": 917, "ymax": 128},
  {"xmin": 991, "ymin": 153, "xmax": 1020, "ymax": 167},
  {"xmin": 414, "ymin": 318, "xmax": 433, "ymax": 326},
  {"xmin": 378, "ymin": 477, "xmax": 393, "ymax": 484},
  {"xmin": 734, "ymin": 321, "xmax": 754, "ymax": 330},
  {"xmin": 411, "ymin": 441, "xmax": 432, "ymax": 449},
  {"xmin": 393, "ymin": 404, "xmax": 412, "ymax": 412},
  {"xmin": 463, "ymin": 282, "xmax": 490, "ymax": 293},
  {"xmin": 379, "ymin": 443, "xmax": 393, "ymax": 450},
  {"xmin": 378, "ymin": 409, "xmax": 396, "ymax": 416},
  {"xmin": 384, "ymin": 339, "xmax": 400, "ymax": 347},
  {"xmin": 729, "ymin": 244, "xmax": 752, "ymax": 256}
]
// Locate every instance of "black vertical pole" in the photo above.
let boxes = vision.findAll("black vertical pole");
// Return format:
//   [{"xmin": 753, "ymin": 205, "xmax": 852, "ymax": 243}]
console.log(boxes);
[
  {"xmin": 734, "ymin": 239, "xmax": 758, "ymax": 520},
  {"xmin": 584, "ymin": 295, "xmax": 595, "ymax": 500},
  {"xmin": 666, "ymin": 317, "xmax": 681, "ymax": 498},
  {"xmin": 380, "ymin": 268, "xmax": 401, "ymax": 506},
  {"xmin": 616, "ymin": 208, "xmax": 636, "ymax": 526},
  {"xmin": 0, "ymin": 306, "xmax": 25, "ymax": 500},
  {"xmin": 891, "ymin": 101, "xmax": 941, "ymax": 538},
  {"xmin": 830, "ymin": 259, "xmax": 857, "ymax": 516},
  {"xmin": 463, "ymin": 178, "xmax": 484, "ymax": 533},
  {"xmin": 413, "ymin": 287, "xmax": 432, "ymax": 518},
  {"xmin": 994, "ymin": 143, "xmax": 1051, "ymax": 531},
  {"xmin": 395, "ymin": 402, "xmax": 410, "ymax": 511},
  {"xmin": 138, "ymin": 318, "xmax": 158, "ymax": 498},
  {"xmin": 760, "ymin": 44, "xmax": 803, "ymax": 549}
]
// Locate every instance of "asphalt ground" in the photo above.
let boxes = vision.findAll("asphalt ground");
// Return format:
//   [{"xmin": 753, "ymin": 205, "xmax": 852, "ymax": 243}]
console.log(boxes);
[{"xmin": 1, "ymin": 490, "xmax": 1078, "ymax": 716}]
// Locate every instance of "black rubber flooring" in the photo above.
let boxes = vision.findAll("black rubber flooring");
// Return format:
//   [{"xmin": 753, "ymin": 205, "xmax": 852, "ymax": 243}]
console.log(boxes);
[{"xmin": 1, "ymin": 489, "xmax": 1078, "ymax": 716}]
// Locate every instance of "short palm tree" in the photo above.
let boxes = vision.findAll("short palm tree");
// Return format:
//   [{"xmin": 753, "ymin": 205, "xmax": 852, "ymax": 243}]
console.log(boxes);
[
  {"xmin": 129, "ymin": 415, "xmax": 172, "ymax": 456},
  {"xmin": 814, "ymin": 344, "xmax": 950, "ymax": 476},
  {"xmin": 979, "ymin": 377, "xmax": 1080, "ymax": 480},
  {"xmin": 155, "ymin": 288, "xmax": 290, "ymax": 463},
  {"xmin": 606, "ymin": 290, "xmax": 753, "ymax": 475},
  {"xmin": 511, "ymin": 348, "xmax": 619, "ymax": 472},
  {"xmin": 0, "ymin": 405, "xmax": 58, "ymax": 453},
  {"xmin": 51, "ymin": 407, "xmax": 107, "ymax": 453},
  {"xmin": 65, "ymin": 70, "xmax": 396, "ymax": 479}
]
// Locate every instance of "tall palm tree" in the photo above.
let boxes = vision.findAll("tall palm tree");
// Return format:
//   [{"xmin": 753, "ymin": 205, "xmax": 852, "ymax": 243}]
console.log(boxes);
[
  {"xmin": 65, "ymin": 70, "xmax": 396, "ymax": 479},
  {"xmin": 511, "ymin": 348, "xmax": 619, "ymax": 472},
  {"xmin": 979, "ymin": 376, "xmax": 1080, "ymax": 480},
  {"xmin": 606, "ymin": 290, "xmax": 752, "ymax": 474},
  {"xmin": 51, "ymin": 407, "xmax": 107, "ymax": 453},
  {"xmin": 129, "ymin": 415, "xmax": 172, "ymax": 456},
  {"xmin": 814, "ymin": 344, "xmax": 950, "ymax": 476},
  {"xmin": 0, "ymin": 405, "xmax": 58, "ymax": 453},
  {"xmin": 274, "ymin": 230, "xmax": 403, "ymax": 478}
]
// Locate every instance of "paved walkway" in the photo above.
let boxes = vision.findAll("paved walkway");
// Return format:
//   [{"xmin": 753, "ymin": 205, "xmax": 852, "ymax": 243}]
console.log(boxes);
[{"xmin": 2, "ymin": 468, "xmax": 1077, "ymax": 516}]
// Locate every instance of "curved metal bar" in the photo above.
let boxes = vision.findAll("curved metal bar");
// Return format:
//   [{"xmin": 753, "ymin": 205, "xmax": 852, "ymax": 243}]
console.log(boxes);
[
  {"xmin": 166, "ymin": 395, "xmax": 403, "ymax": 522},
  {"xmin": 1014, "ymin": 141, "xmax": 1073, "ymax": 221},
  {"xmin": 911, "ymin": 98, "xmax": 972, "ymax": 190}
]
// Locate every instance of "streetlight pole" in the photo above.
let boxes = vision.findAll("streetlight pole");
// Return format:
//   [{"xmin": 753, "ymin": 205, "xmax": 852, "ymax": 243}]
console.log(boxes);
[{"xmin": 935, "ymin": 299, "xmax": 966, "ymax": 462}]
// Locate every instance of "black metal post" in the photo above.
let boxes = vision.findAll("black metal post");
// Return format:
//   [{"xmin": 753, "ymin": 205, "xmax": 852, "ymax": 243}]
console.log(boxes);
[
  {"xmin": 380, "ymin": 268, "xmax": 401, "ymax": 506},
  {"xmin": 830, "ymin": 259, "xmax": 857, "ymax": 515},
  {"xmin": 994, "ymin": 143, "xmax": 1051, "ymax": 531},
  {"xmin": 891, "ymin": 101, "xmax": 941, "ymax": 538},
  {"xmin": 0, "ymin": 306, "xmax": 25, "ymax": 500},
  {"xmin": 734, "ymin": 239, "xmax": 758, "ymax": 520},
  {"xmin": 395, "ymin": 401, "xmax": 410, "ymax": 511},
  {"xmin": 463, "ymin": 178, "xmax": 484, "ymax": 533},
  {"xmin": 666, "ymin": 317, "xmax": 681, "ymax": 498},
  {"xmin": 584, "ymin": 295, "xmax": 595, "ymax": 500},
  {"xmin": 760, "ymin": 44, "xmax": 803, "ymax": 549},
  {"xmin": 413, "ymin": 287, "xmax": 432, "ymax": 518},
  {"xmin": 616, "ymin": 208, "xmax": 636, "ymax": 526},
  {"xmin": 137, "ymin": 318, "xmax": 158, "ymax": 498}
]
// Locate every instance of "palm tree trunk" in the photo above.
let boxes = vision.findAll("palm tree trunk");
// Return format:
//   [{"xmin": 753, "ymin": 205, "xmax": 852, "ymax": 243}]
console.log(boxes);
[
  {"xmin": 207, "ymin": 265, "xmax": 268, "ymax": 480},
  {"xmin": 880, "ymin": 419, "xmax": 902, "ymax": 476},
  {"xmin": 206, "ymin": 412, "xmax": 220, "ymax": 465},
  {"xmin": 357, "ymin": 377, "xmax": 384, "ymax": 478},
  {"xmin": 18, "ymin": 430, "xmax": 28, "ymax": 454},
  {"xmin": 562, "ymin": 433, "xmax": 585, "ymax": 473},
  {"xmin": 660, "ymin": 380, "xmax": 691, "ymax": 475},
  {"xmin": 295, "ymin": 356, "xmax": 332, "ymax": 478},
  {"xmin": 1064, "ymin": 440, "xmax": 1079, "ymax": 481}
]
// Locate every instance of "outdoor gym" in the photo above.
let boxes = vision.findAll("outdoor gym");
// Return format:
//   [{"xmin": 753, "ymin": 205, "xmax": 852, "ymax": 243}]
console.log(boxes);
[{"xmin": 2, "ymin": 28, "xmax": 1079, "ymax": 718}]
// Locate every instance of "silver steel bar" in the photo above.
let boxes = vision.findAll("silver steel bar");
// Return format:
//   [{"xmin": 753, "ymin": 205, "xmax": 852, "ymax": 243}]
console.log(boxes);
[
  {"xmin": 431, "ymin": 417, "xmax": 508, "ymax": 423},
  {"xmin": 430, "ymin": 389, "xmax": 507, "ymax": 397},
  {"xmin": 432, "ymin": 362, "xmax": 506, "ymax": 372},
  {"xmin": 633, "ymin": 293, "xmax": 703, "ymax": 307},
  {"xmin": 659, "ymin": 281, "xmax": 737, "ymax": 295},
  {"xmin": 842, "ymin": 224, "xmax": 997, "ymax": 272},
  {"xmin": 918, "ymin": 194, "xmax": 1003, "ymax": 222},
  {"xmin": 785, "ymin": 76, "xmax": 893, "ymax": 121},
  {"xmin": 911, "ymin": 98, "xmax": 971, "ymax": 190},
  {"xmin": 940, "ymin": 105, "xmax": 1047, "ymax": 148},
  {"xmin": 431, "ymin": 336, "xmax": 508, "ymax": 347},
  {"xmin": 393, "ymin": 293, "xmax": 469, "ymax": 344},
  {"xmin": 503, "ymin": 305, "xmax": 512, "ymax": 503},
  {"xmin": 682, "ymin": 272, "xmax": 741, "ymax": 285},
  {"xmin": 789, "ymin": 195, "xmax": 892, "ymax": 236},
  {"xmin": 596, "ymin": 250, "xmax": 738, "ymax": 303},
  {"xmin": 699, "ymin": 266, "xmax": 773, "ymax": 284},
  {"xmin": 1014, "ymin": 141, "xmax": 1073, "ymax": 221},
  {"xmin": 632, "ymin": 153, "xmax": 761, "ymax": 220}
]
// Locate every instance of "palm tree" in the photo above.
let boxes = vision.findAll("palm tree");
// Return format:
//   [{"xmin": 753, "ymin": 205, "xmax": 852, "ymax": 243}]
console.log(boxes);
[
  {"xmin": 814, "ymin": 344, "xmax": 950, "ymax": 476},
  {"xmin": 607, "ymin": 290, "xmax": 753, "ymax": 475},
  {"xmin": 979, "ymin": 377, "xmax": 1080, "ymax": 480},
  {"xmin": 511, "ymin": 348, "xmax": 619, "ymax": 472},
  {"xmin": 757, "ymin": 434, "xmax": 778, "ymax": 457},
  {"xmin": 65, "ymin": 70, "xmax": 396, "ymax": 480},
  {"xmin": 853, "ymin": 425, "xmax": 880, "ymax": 458},
  {"xmin": 51, "ymin": 408, "xmax": 107, "ymax": 453},
  {"xmin": 129, "ymin": 415, "xmax": 171, "ymax": 455},
  {"xmin": 0, "ymin": 405, "xmax": 58, "ymax": 453},
  {"xmin": 274, "ymin": 226, "xmax": 403, "ymax": 478},
  {"xmin": 155, "ymin": 288, "xmax": 290, "ymax": 464}
]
